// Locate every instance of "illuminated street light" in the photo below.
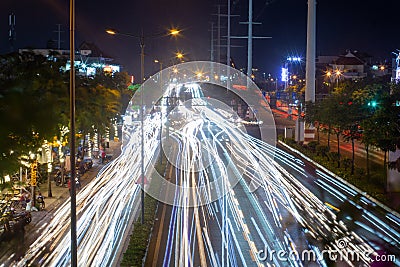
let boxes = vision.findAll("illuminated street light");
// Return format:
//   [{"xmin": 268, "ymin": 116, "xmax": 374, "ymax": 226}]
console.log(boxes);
[
  {"xmin": 106, "ymin": 29, "xmax": 117, "ymax": 35},
  {"xmin": 334, "ymin": 69, "xmax": 342, "ymax": 88},
  {"xmin": 326, "ymin": 71, "xmax": 332, "ymax": 78},
  {"xmin": 169, "ymin": 29, "xmax": 181, "ymax": 36},
  {"xmin": 176, "ymin": 52, "xmax": 184, "ymax": 62}
]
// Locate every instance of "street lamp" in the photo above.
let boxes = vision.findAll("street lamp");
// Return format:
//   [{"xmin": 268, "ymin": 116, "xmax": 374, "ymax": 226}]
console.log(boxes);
[
  {"xmin": 334, "ymin": 69, "xmax": 342, "ymax": 88},
  {"xmin": 176, "ymin": 51, "xmax": 184, "ymax": 62},
  {"xmin": 326, "ymin": 70, "xmax": 332, "ymax": 93},
  {"xmin": 154, "ymin": 59, "xmax": 163, "ymax": 164},
  {"xmin": 69, "ymin": 0, "xmax": 78, "ymax": 265},
  {"xmin": 106, "ymin": 27, "xmax": 179, "ymax": 224}
]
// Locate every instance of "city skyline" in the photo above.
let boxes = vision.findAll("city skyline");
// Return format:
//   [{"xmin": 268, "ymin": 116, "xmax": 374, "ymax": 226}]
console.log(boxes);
[{"xmin": 1, "ymin": 0, "xmax": 399, "ymax": 78}]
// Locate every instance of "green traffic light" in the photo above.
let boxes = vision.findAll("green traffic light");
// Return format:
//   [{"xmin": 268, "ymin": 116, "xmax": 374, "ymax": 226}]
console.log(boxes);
[{"xmin": 368, "ymin": 100, "xmax": 377, "ymax": 107}]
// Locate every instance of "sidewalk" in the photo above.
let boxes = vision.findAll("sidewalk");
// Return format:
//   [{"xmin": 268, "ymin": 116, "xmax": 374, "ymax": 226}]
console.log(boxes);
[{"xmin": 28, "ymin": 140, "xmax": 122, "ymax": 227}]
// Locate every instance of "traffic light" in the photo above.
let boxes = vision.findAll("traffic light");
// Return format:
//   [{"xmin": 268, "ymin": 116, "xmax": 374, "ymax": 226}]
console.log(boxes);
[{"xmin": 368, "ymin": 100, "xmax": 377, "ymax": 107}]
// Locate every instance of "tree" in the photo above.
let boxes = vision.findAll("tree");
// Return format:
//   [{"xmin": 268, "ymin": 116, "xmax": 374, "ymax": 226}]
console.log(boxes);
[
  {"xmin": 0, "ymin": 51, "xmax": 68, "ymax": 176},
  {"xmin": 304, "ymin": 101, "xmax": 322, "ymax": 143},
  {"xmin": 74, "ymin": 72, "xmax": 131, "ymax": 157},
  {"xmin": 359, "ymin": 82, "xmax": 400, "ymax": 185},
  {"xmin": 0, "ymin": 50, "xmax": 132, "ymax": 176}
]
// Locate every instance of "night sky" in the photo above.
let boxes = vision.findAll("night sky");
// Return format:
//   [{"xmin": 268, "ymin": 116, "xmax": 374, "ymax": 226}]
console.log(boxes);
[{"xmin": 1, "ymin": 0, "xmax": 399, "ymax": 78}]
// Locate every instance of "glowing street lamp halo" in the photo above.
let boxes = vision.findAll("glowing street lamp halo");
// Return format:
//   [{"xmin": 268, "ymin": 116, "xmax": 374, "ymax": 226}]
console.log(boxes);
[{"xmin": 169, "ymin": 28, "xmax": 180, "ymax": 36}]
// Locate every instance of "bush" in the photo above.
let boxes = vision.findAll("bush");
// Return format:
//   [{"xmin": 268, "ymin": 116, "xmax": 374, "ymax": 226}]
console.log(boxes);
[
  {"xmin": 285, "ymin": 138, "xmax": 296, "ymax": 146},
  {"xmin": 121, "ymin": 158, "xmax": 166, "ymax": 266},
  {"xmin": 327, "ymin": 152, "xmax": 339, "ymax": 162},
  {"xmin": 121, "ymin": 196, "xmax": 158, "ymax": 267},
  {"xmin": 354, "ymin": 167, "xmax": 365, "ymax": 177},
  {"xmin": 306, "ymin": 141, "xmax": 318, "ymax": 153},
  {"xmin": 342, "ymin": 158, "xmax": 352, "ymax": 171},
  {"xmin": 316, "ymin": 145, "xmax": 329, "ymax": 157}
]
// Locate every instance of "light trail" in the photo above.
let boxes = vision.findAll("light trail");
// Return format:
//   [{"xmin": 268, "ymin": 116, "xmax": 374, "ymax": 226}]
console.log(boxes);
[
  {"xmin": 13, "ymin": 82, "xmax": 399, "ymax": 267},
  {"xmin": 16, "ymin": 114, "xmax": 162, "ymax": 266}
]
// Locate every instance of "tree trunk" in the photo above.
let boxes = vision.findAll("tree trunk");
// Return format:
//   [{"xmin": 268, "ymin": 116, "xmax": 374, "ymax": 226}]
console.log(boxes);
[
  {"xmin": 337, "ymin": 132, "xmax": 341, "ymax": 168},
  {"xmin": 366, "ymin": 144, "xmax": 370, "ymax": 177},
  {"xmin": 327, "ymin": 124, "xmax": 331, "ymax": 149},
  {"xmin": 351, "ymin": 138, "xmax": 355, "ymax": 175},
  {"xmin": 383, "ymin": 150, "xmax": 387, "ymax": 192}
]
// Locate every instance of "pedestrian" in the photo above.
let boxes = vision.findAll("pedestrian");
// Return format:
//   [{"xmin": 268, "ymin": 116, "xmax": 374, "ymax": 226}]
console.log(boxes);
[
  {"xmin": 37, "ymin": 192, "xmax": 45, "ymax": 210},
  {"xmin": 75, "ymin": 178, "xmax": 81, "ymax": 190},
  {"xmin": 19, "ymin": 193, "xmax": 27, "ymax": 209},
  {"xmin": 101, "ymin": 150, "xmax": 106, "ymax": 164}
]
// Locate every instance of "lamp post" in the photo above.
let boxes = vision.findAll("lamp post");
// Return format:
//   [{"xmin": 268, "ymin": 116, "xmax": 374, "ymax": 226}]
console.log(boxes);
[
  {"xmin": 326, "ymin": 70, "xmax": 332, "ymax": 93},
  {"xmin": 154, "ymin": 59, "xmax": 163, "ymax": 164},
  {"xmin": 106, "ymin": 28, "xmax": 179, "ymax": 224},
  {"xmin": 69, "ymin": 0, "xmax": 77, "ymax": 265},
  {"xmin": 176, "ymin": 52, "xmax": 184, "ymax": 62},
  {"xmin": 45, "ymin": 141, "xmax": 53, "ymax": 197},
  {"xmin": 335, "ymin": 69, "xmax": 342, "ymax": 88}
]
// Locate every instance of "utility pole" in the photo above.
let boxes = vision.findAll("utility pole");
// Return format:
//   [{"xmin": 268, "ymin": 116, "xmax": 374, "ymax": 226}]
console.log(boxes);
[
  {"xmin": 8, "ymin": 13, "xmax": 16, "ymax": 52},
  {"xmin": 231, "ymin": 0, "xmax": 271, "ymax": 78},
  {"xmin": 305, "ymin": 0, "xmax": 316, "ymax": 103},
  {"xmin": 210, "ymin": 22, "xmax": 215, "ymax": 77},
  {"xmin": 210, "ymin": 22, "xmax": 215, "ymax": 62},
  {"xmin": 226, "ymin": 0, "xmax": 231, "ymax": 66},
  {"xmin": 217, "ymin": 5, "xmax": 221, "ymax": 63},
  {"xmin": 54, "ymin": 24, "xmax": 64, "ymax": 50},
  {"xmin": 246, "ymin": 0, "xmax": 253, "ymax": 77}
]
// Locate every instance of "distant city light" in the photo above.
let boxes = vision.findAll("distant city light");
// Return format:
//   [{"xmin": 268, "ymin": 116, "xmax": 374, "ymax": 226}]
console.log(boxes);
[
  {"xmin": 281, "ymin": 67, "xmax": 288, "ymax": 82},
  {"xmin": 286, "ymin": 56, "xmax": 302, "ymax": 62}
]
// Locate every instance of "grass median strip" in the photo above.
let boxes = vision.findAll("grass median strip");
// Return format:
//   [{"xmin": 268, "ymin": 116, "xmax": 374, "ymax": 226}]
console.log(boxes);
[
  {"xmin": 120, "ymin": 194, "xmax": 158, "ymax": 267},
  {"xmin": 121, "ymin": 155, "xmax": 167, "ymax": 267}
]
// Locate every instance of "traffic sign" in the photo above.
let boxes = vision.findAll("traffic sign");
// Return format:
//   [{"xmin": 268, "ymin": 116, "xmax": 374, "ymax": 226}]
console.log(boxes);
[{"xmin": 31, "ymin": 160, "xmax": 38, "ymax": 186}]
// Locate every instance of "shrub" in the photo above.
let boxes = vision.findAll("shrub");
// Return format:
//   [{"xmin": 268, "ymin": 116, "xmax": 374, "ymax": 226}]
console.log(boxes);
[
  {"xmin": 306, "ymin": 141, "xmax": 318, "ymax": 153},
  {"xmin": 316, "ymin": 145, "xmax": 329, "ymax": 157},
  {"xmin": 342, "ymin": 158, "xmax": 352, "ymax": 171},
  {"xmin": 327, "ymin": 152, "xmax": 339, "ymax": 162}
]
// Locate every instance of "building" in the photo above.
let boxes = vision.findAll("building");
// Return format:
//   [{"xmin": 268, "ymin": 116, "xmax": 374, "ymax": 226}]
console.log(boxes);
[
  {"xmin": 330, "ymin": 51, "xmax": 367, "ymax": 80},
  {"xmin": 19, "ymin": 42, "xmax": 121, "ymax": 76}
]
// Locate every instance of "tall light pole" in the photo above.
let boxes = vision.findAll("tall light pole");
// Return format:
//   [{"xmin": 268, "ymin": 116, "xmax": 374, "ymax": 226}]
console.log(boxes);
[
  {"xmin": 139, "ymin": 33, "xmax": 145, "ymax": 224},
  {"xmin": 305, "ymin": 0, "xmax": 316, "ymax": 103},
  {"xmin": 69, "ymin": 0, "xmax": 77, "ymax": 265},
  {"xmin": 106, "ymin": 28, "xmax": 179, "ymax": 224},
  {"xmin": 326, "ymin": 70, "xmax": 332, "ymax": 93},
  {"xmin": 154, "ymin": 59, "xmax": 163, "ymax": 165}
]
